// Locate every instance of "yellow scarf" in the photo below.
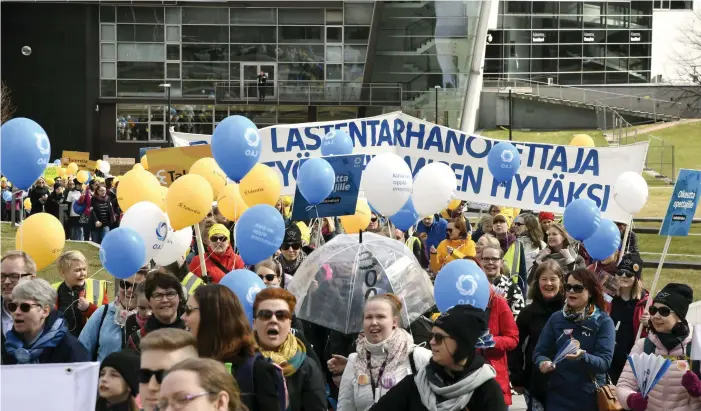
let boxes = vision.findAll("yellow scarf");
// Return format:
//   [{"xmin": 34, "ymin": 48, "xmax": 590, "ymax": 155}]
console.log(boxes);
[{"xmin": 259, "ymin": 333, "xmax": 307, "ymax": 377}]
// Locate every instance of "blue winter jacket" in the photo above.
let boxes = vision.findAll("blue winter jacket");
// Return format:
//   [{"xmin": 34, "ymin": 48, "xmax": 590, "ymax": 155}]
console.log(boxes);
[
  {"xmin": 415, "ymin": 215, "xmax": 447, "ymax": 251},
  {"xmin": 533, "ymin": 307, "xmax": 616, "ymax": 411}
]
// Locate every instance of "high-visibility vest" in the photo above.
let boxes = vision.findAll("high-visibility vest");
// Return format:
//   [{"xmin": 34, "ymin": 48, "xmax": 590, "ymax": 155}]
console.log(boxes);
[
  {"xmin": 182, "ymin": 272, "xmax": 204, "ymax": 296},
  {"xmin": 405, "ymin": 236, "xmax": 420, "ymax": 251},
  {"xmin": 503, "ymin": 241, "xmax": 522, "ymax": 286},
  {"xmin": 51, "ymin": 279, "xmax": 107, "ymax": 305}
]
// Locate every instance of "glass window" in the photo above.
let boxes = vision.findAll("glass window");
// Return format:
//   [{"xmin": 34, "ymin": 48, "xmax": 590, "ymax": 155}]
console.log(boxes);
[
  {"xmin": 583, "ymin": 44, "xmax": 606, "ymax": 58},
  {"xmin": 117, "ymin": 25, "xmax": 165, "ymax": 42},
  {"xmin": 278, "ymin": 106, "xmax": 308, "ymax": 123},
  {"xmin": 344, "ymin": 3, "xmax": 373, "ymax": 25},
  {"xmin": 606, "ymin": 42, "xmax": 629, "ymax": 58},
  {"xmin": 326, "ymin": 9, "xmax": 343, "ymax": 24},
  {"xmin": 117, "ymin": 80, "xmax": 164, "ymax": 97},
  {"xmin": 230, "ymin": 63, "xmax": 240, "ymax": 80},
  {"xmin": 344, "ymin": 45, "xmax": 366, "ymax": 62},
  {"xmin": 166, "ymin": 26, "xmax": 180, "ymax": 42},
  {"xmin": 182, "ymin": 81, "xmax": 216, "ymax": 97},
  {"xmin": 278, "ymin": 63, "xmax": 324, "ymax": 81},
  {"xmin": 558, "ymin": 30, "xmax": 582, "ymax": 44},
  {"xmin": 503, "ymin": 15, "xmax": 531, "ymax": 30},
  {"xmin": 117, "ymin": 44, "xmax": 165, "ymax": 61},
  {"xmin": 101, "ymin": 80, "xmax": 116, "ymax": 97},
  {"xmin": 182, "ymin": 44, "xmax": 229, "ymax": 61},
  {"xmin": 344, "ymin": 26, "xmax": 370, "ymax": 43},
  {"xmin": 531, "ymin": 16, "xmax": 557, "ymax": 30},
  {"xmin": 559, "ymin": 44, "xmax": 582, "ymax": 58},
  {"xmin": 167, "ymin": 62, "xmax": 180, "ymax": 79},
  {"xmin": 327, "ymin": 26, "xmax": 343, "ymax": 42},
  {"xmin": 529, "ymin": 58, "xmax": 558, "ymax": 73},
  {"xmin": 532, "ymin": 1, "xmax": 557, "ymax": 14},
  {"xmin": 101, "ymin": 24, "xmax": 116, "ymax": 41},
  {"xmin": 279, "ymin": 26, "xmax": 323, "ymax": 43},
  {"xmin": 326, "ymin": 46, "xmax": 343, "ymax": 63},
  {"xmin": 150, "ymin": 124, "xmax": 166, "ymax": 141},
  {"xmin": 279, "ymin": 8, "xmax": 324, "ymax": 25},
  {"xmin": 181, "ymin": 7, "xmax": 229, "ymax": 24},
  {"xmin": 326, "ymin": 64, "xmax": 342, "ymax": 80},
  {"xmin": 231, "ymin": 26, "xmax": 277, "ymax": 43},
  {"xmin": 182, "ymin": 26, "xmax": 228, "ymax": 43},
  {"xmin": 229, "ymin": 105, "xmax": 277, "ymax": 125},
  {"xmin": 344, "ymin": 63, "xmax": 364, "ymax": 82},
  {"xmin": 101, "ymin": 62, "xmax": 117, "ymax": 79},
  {"xmin": 278, "ymin": 44, "xmax": 324, "ymax": 62},
  {"xmin": 630, "ymin": 43, "xmax": 651, "ymax": 57},
  {"xmin": 629, "ymin": 57, "xmax": 651, "ymax": 71},
  {"xmin": 630, "ymin": 30, "xmax": 651, "ymax": 43},
  {"xmin": 214, "ymin": 106, "xmax": 229, "ymax": 121},
  {"xmin": 117, "ymin": 62, "xmax": 165, "ymax": 79},
  {"xmin": 505, "ymin": 1, "xmax": 530, "ymax": 14},
  {"xmin": 504, "ymin": 30, "xmax": 530, "ymax": 44},
  {"xmin": 182, "ymin": 62, "xmax": 228, "ymax": 80},
  {"xmin": 100, "ymin": 6, "xmax": 115, "ymax": 23},
  {"xmin": 167, "ymin": 44, "xmax": 180, "ymax": 60},
  {"xmin": 581, "ymin": 72, "xmax": 606, "ymax": 84},
  {"xmin": 116, "ymin": 7, "xmax": 163, "ymax": 24},
  {"xmin": 166, "ymin": 7, "xmax": 181, "ymax": 24},
  {"xmin": 558, "ymin": 72, "xmax": 582, "ymax": 85},
  {"xmin": 102, "ymin": 43, "xmax": 116, "ymax": 60},
  {"xmin": 230, "ymin": 8, "xmax": 276, "ymax": 24},
  {"xmin": 558, "ymin": 58, "xmax": 582, "ymax": 72},
  {"xmin": 230, "ymin": 45, "xmax": 277, "ymax": 62},
  {"xmin": 606, "ymin": 71, "xmax": 629, "ymax": 83}
]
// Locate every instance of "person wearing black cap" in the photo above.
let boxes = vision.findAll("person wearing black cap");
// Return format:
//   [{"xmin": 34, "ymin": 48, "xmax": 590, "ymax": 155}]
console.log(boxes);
[
  {"xmin": 277, "ymin": 224, "xmax": 307, "ymax": 276},
  {"xmin": 615, "ymin": 283, "xmax": 701, "ymax": 411},
  {"xmin": 369, "ymin": 305, "xmax": 507, "ymax": 411},
  {"xmin": 96, "ymin": 350, "xmax": 140, "ymax": 411},
  {"xmin": 45, "ymin": 182, "xmax": 64, "ymax": 219},
  {"xmin": 608, "ymin": 252, "xmax": 649, "ymax": 383}
]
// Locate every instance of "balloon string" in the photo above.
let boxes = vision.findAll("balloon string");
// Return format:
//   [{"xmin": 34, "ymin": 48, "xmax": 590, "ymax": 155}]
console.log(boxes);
[
  {"xmin": 314, "ymin": 206, "xmax": 322, "ymax": 249},
  {"xmin": 19, "ymin": 191, "xmax": 25, "ymax": 252}
]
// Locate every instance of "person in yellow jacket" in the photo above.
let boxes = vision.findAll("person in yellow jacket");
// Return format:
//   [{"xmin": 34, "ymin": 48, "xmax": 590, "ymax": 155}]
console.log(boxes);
[{"xmin": 433, "ymin": 218, "xmax": 477, "ymax": 272}]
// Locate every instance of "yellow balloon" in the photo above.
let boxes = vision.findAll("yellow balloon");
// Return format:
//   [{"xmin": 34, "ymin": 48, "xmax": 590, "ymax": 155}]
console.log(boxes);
[
  {"xmin": 340, "ymin": 198, "xmax": 372, "ymax": 234},
  {"xmin": 45, "ymin": 178, "xmax": 55, "ymax": 186},
  {"xmin": 76, "ymin": 170, "xmax": 90, "ymax": 184},
  {"xmin": 217, "ymin": 183, "xmax": 248, "ymax": 222},
  {"xmin": 158, "ymin": 185, "xmax": 168, "ymax": 211},
  {"xmin": 67, "ymin": 162, "xmax": 79, "ymax": 175},
  {"xmin": 23, "ymin": 198, "xmax": 31, "ymax": 210},
  {"xmin": 133, "ymin": 163, "xmax": 144, "ymax": 172},
  {"xmin": 239, "ymin": 164, "xmax": 281, "ymax": 207},
  {"xmin": 117, "ymin": 169, "xmax": 162, "ymax": 212},
  {"xmin": 15, "ymin": 213, "xmax": 65, "ymax": 270},
  {"xmin": 166, "ymin": 174, "xmax": 213, "ymax": 230},
  {"xmin": 570, "ymin": 134, "xmax": 595, "ymax": 147},
  {"xmin": 140, "ymin": 155, "xmax": 149, "ymax": 170},
  {"xmin": 189, "ymin": 157, "xmax": 227, "ymax": 200},
  {"xmin": 95, "ymin": 160, "xmax": 103, "ymax": 170},
  {"xmin": 58, "ymin": 168, "xmax": 67, "ymax": 178},
  {"xmin": 447, "ymin": 199, "xmax": 461, "ymax": 210}
]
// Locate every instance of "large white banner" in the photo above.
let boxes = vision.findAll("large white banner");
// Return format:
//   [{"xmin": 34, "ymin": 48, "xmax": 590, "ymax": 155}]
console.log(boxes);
[{"xmin": 171, "ymin": 112, "xmax": 648, "ymax": 222}]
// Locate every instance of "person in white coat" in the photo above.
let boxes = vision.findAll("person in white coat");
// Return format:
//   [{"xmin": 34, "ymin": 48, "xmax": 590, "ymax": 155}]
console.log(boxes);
[{"xmin": 337, "ymin": 294, "xmax": 432, "ymax": 411}]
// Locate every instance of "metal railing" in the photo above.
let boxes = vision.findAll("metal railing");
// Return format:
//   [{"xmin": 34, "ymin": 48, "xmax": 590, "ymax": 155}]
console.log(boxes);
[
  {"xmin": 596, "ymin": 104, "xmax": 676, "ymax": 183},
  {"xmin": 484, "ymin": 77, "xmax": 683, "ymax": 118},
  {"xmin": 213, "ymin": 81, "xmax": 403, "ymax": 106}
]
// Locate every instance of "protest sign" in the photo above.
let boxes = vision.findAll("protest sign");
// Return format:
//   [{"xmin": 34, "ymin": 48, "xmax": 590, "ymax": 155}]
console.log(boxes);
[
  {"xmin": 61, "ymin": 150, "xmax": 95, "ymax": 171},
  {"xmin": 172, "ymin": 112, "xmax": 648, "ymax": 222},
  {"xmin": 291, "ymin": 154, "xmax": 364, "ymax": 220},
  {"xmin": 43, "ymin": 164, "xmax": 59, "ymax": 181},
  {"xmin": 147, "ymin": 145, "xmax": 213, "ymax": 186},
  {"xmin": 104, "ymin": 157, "xmax": 136, "ymax": 176},
  {"xmin": 659, "ymin": 169, "xmax": 701, "ymax": 237},
  {"xmin": 139, "ymin": 146, "xmax": 161, "ymax": 160}
]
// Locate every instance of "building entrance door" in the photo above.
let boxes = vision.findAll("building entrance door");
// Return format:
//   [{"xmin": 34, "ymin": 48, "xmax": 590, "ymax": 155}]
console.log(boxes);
[{"xmin": 241, "ymin": 63, "xmax": 276, "ymax": 101}]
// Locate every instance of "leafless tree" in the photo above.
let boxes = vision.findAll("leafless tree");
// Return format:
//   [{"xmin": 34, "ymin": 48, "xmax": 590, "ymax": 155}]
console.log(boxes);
[
  {"xmin": 1, "ymin": 81, "xmax": 16, "ymax": 124},
  {"xmin": 669, "ymin": 11, "xmax": 701, "ymax": 115}
]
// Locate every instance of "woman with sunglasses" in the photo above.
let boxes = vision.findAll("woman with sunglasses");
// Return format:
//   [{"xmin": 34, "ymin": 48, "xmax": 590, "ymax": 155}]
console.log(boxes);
[
  {"xmin": 2, "ymin": 278, "xmax": 89, "ymax": 364},
  {"xmin": 80, "ymin": 270, "xmax": 146, "ymax": 361},
  {"xmin": 182, "ymin": 284, "xmax": 283, "ymax": 411},
  {"xmin": 255, "ymin": 257, "xmax": 287, "ymax": 288},
  {"xmin": 369, "ymin": 304, "xmax": 507, "ymax": 411},
  {"xmin": 616, "ymin": 283, "xmax": 701, "ymax": 411},
  {"xmin": 188, "ymin": 224, "xmax": 244, "ymax": 284},
  {"xmin": 252, "ymin": 287, "xmax": 327, "ymax": 411},
  {"xmin": 533, "ymin": 269, "xmax": 616, "ymax": 411},
  {"xmin": 276, "ymin": 225, "xmax": 308, "ymax": 277},
  {"xmin": 434, "ymin": 218, "xmax": 476, "ymax": 272}
]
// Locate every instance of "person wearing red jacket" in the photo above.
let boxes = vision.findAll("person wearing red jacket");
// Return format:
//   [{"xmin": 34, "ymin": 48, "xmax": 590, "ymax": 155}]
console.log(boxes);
[
  {"xmin": 479, "ymin": 289, "xmax": 519, "ymax": 406},
  {"xmin": 188, "ymin": 223, "xmax": 244, "ymax": 283}
]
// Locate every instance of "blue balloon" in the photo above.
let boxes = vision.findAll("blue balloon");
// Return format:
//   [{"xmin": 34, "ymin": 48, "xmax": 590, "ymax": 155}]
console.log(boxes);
[
  {"xmin": 235, "ymin": 204, "xmax": 285, "ymax": 265},
  {"xmin": 1, "ymin": 191, "xmax": 11, "ymax": 202},
  {"xmin": 563, "ymin": 198, "xmax": 601, "ymax": 241},
  {"xmin": 321, "ymin": 129, "xmax": 354, "ymax": 156},
  {"xmin": 583, "ymin": 219, "xmax": 621, "ymax": 261},
  {"xmin": 99, "ymin": 227, "xmax": 147, "ymax": 279},
  {"xmin": 211, "ymin": 115, "xmax": 261, "ymax": 182},
  {"xmin": 1, "ymin": 118, "xmax": 51, "ymax": 189},
  {"xmin": 434, "ymin": 259, "xmax": 490, "ymax": 312},
  {"xmin": 297, "ymin": 158, "xmax": 335, "ymax": 205},
  {"xmin": 487, "ymin": 142, "xmax": 521, "ymax": 183},
  {"xmin": 390, "ymin": 198, "xmax": 420, "ymax": 231},
  {"xmin": 220, "ymin": 269, "xmax": 266, "ymax": 325},
  {"xmin": 53, "ymin": 159, "xmax": 61, "ymax": 165}
]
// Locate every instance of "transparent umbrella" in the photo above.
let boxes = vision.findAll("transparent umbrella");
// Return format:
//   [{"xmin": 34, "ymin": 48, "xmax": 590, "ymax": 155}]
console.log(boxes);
[{"xmin": 287, "ymin": 232, "xmax": 435, "ymax": 334}]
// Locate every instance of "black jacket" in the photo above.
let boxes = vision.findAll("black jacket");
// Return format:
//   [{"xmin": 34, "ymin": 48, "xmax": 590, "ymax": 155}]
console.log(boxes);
[
  {"xmin": 90, "ymin": 195, "xmax": 115, "ymax": 226},
  {"xmin": 508, "ymin": 293, "xmax": 564, "ymax": 404},
  {"xmin": 225, "ymin": 351, "xmax": 282, "ymax": 411},
  {"xmin": 127, "ymin": 315, "xmax": 186, "ymax": 352},
  {"xmin": 29, "ymin": 185, "xmax": 50, "ymax": 215},
  {"xmin": 45, "ymin": 191, "xmax": 63, "ymax": 218},
  {"xmin": 285, "ymin": 354, "xmax": 327, "ymax": 411},
  {"xmin": 55, "ymin": 282, "xmax": 89, "ymax": 337}
]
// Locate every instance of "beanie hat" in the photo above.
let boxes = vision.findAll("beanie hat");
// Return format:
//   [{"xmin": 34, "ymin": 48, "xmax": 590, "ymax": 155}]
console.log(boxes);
[
  {"xmin": 653, "ymin": 283, "xmax": 693, "ymax": 320},
  {"xmin": 618, "ymin": 253, "xmax": 643, "ymax": 279},
  {"xmin": 100, "ymin": 350, "xmax": 140, "ymax": 397},
  {"xmin": 433, "ymin": 304, "xmax": 488, "ymax": 363},
  {"xmin": 539, "ymin": 212, "xmax": 555, "ymax": 222},
  {"xmin": 283, "ymin": 224, "xmax": 302, "ymax": 245},
  {"xmin": 208, "ymin": 223, "xmax": 230, "ymax": 241}
]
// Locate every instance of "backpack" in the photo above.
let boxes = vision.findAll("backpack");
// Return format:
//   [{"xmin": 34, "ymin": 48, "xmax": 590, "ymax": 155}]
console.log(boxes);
[
  {"xmin": 643, "ymin": 337, "xmax": 700, "ymax": 375},
  {"xmin": 227, "ymin": 353, "xmax": 289, "ymax": 411}
]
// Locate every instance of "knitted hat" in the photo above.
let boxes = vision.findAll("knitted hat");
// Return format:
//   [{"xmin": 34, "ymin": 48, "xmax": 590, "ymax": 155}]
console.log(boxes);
[
  {"xmin": 653, "ymin": 283, "xmax": 694, "ymax": 320},
  {"xmin": 539, "ymin": 212, "xmax": 555, "ymax": 222},
  {"xmin": 434, "ymin": 304, "xmax": 488, "ymax": 363},
  {"xmin": 617, "ymin": 253, "xmax": 643, "ymax": 279},
  {"xmin": 208, "ymin": 223, "xmax": 230, "ymax": 241},
  {"xmin": 283, "ymin": 224, "xmax": 302, "ymax": 245},
  {"xmin": 100, "ymin": 350, "xmax": 140, "ymax": 397}
]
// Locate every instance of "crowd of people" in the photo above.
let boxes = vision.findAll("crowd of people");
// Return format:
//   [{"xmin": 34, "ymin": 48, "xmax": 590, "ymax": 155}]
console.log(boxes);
[{"xmin": 1, "ymin": 185, "xmax": 699, "ymax": 411}]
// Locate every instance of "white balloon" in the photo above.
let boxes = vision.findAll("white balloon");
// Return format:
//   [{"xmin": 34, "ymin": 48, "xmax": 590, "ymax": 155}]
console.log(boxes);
[
  {"xmin": 120, "ymin": 201, "xmax": 169, "ymax": 262},
  {"xmin": 411, "ymin": 162, "xmax": 456, "ymax": 217},
  {"xmin": 363, "ymin": 153, "xmax": 413, "ymax": 216},
  {"xmin": 99, "ymin": 161, "xmax": 111, "ymax": 174},
  {"xmin": 153, "ymin": 224, "xmax": 193, "ymax": 266},
  {"xmin": 613, "ymin": 171, "xmax": 649, "ymax": 214}
]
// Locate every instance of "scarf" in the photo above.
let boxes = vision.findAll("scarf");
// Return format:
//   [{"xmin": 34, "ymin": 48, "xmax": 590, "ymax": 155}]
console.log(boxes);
[
  {"xmin": 278, "ymin": 252, "xmax": 306, "ymax": 275},
  {"xmin": 414, "ymin": 360, "xmax": 497, "ymax": 411},
  {"xmin": 259, "ymin": 333, "xmax": 307, "ymax": 377},
  {"xmin": 113, "ymin": 301, "xmax": 137, "ymax": 328},
  {"xmin": 5, "ymin": 314, "xmax": 68, "ymax": 364},
  {"xmin": 498, "ymin": 233, "xmax": 516, "ymax": 254},
  {"xmin": 135, "ymin": 313, "xmax": 149, "ymax": 330},
  {"xmin": 563, "ymin": 303, "xmax": 596, "ymax": 323},
  {"xmin": 655, "ymin": 322, "xmax": 690, "ymax": 352},
  {"xmin": 354, "ymin": 328, "xmax": 414, "ymax": 378}
]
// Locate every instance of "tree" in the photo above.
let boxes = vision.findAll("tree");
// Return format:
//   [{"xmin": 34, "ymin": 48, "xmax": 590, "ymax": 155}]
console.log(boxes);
[
  {"xmin": 1, "ymin": 81, "xmax": 16, "ymax": 124},
  {"xmin": 671, "ymin": 11, "xmax": 701, "ymax": 113}
]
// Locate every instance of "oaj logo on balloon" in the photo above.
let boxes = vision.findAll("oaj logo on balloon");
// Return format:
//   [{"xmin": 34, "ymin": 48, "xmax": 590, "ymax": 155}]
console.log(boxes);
[
  {"xmin": 155, "ymin": 221, "xmax": 168, "ymax": 243},
  {"xmin": 35, "ymin": 132, "xmax": 51, "ymax": 165},
  {"xmin": 244, "ymin": 128, "xmax": 261, "ymax": 157}
]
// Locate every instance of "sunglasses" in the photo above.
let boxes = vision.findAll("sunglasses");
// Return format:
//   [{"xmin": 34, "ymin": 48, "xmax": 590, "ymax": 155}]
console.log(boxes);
[
  {"xmin": 8, "ymin": 302, "xmax": 41, "ymax": 313},
  {"xmin": 431, "ymin": 333, "xmax": 452, "ymax": 345},
  {"xmin": 371, "ymin": 217, "xmax": 378, "ymax": 222},
  {"xmin": 259, "ymin": 273, "xmax": 278, "ymax": 282},
  {"xmin": 446, "ymin": 228, "xmax": 455, "ymax": 233},
  {"xmin": 616, "ymin": 270, "xmax": 636, "ymax": 278},
  {"xmin": 281, "ymin": 243, "xmax": 301, "ymax": 251},
  {"xmin": 514, "ymin": 222, "xmax": 524, "ymax": 227},
  {"xmin": 210, "ymin": 236, "xmax": 227, "ymax": 243},
  {"xmin": 183, "ymin": 306, "xmax": 200, "ymax": 316},
  {"xmin": 120, "ymin": 280, "xmax": 134, "ymax": 289},
  {"xmin": 256, "ymin": 309, "xmax": 291, "ymax": 321},
  {"xmin": 139, "ymin": 368, "xmax": 166, "ymax": 384},
  {"xmin": 564, "ymin": 284, "xmax": 586, "ymax": 294},
  {"xmin": 649, "ymin": 306, "xmax": 673, "ymax": 317}
]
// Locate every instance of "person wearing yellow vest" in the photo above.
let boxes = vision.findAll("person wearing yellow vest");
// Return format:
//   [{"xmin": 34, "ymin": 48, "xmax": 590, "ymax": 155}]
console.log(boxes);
[
  {"xmin": 52, "ymin": 251, "xmax": 109, "ymax": 337},
  {"xmin": 434, "ymin": 218, "xmax": 476, "ymax": 273},
  {"xmin": 491, "ymin": 214, "xmax": 528, "ymax": 295}
]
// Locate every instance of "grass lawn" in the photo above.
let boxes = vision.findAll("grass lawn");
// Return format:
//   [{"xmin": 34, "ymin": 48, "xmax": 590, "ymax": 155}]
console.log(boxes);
[
  {"xmin": 638, "ymin": 187, "xmax": 701, "ymax": 219},
  {"xmin": 645, "ymin": 121, "xmax": 701, "ymax": 173},
  {"xmin": 479, "ymin": 128, "xmax": 609, "ymax": 147},
  {"xmin": 0, "ymin": 222, "xmax": 116, "ymax": 298}
]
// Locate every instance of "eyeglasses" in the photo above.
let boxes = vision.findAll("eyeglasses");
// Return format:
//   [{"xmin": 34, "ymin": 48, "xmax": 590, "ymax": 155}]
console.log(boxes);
[
  {"xmin": 616, "ymin": 270, "xmax": 636, "ymax": 278},
  {"xmin": 8, "ymin": 302, "xmax": 41, "ymax": 313},
  {"xmin": 151, "ymin": 291, "xmax": 179, "ymax": 302},
  {"xmin": 256, "ymin": 309, "xmax": 291, "ymax": 321},
  {"xmin": 564, "ymin": 284, "xmax": 586, "ymax": 294},
  {"xmin": 1, "ymin": 273, "xmax": 32, "ymax": 283},
  {"xmin": 119, "ymin": 280, "xmax": 134, "ymax": 289},
  {"xmin": 481, "ymin": 257, "xmax": 501, "ymax": 263},
  {"xmin": 281, "ymin": 243, "xmax": 301, "ymax": 251},
  {"xmin": 183, "ymin": 306, "xmax": 200, "ymax": 316},
  {"xmin": 157, "ymin": 392, "xmax": 213, "ymax": 410},
  {"xmin": 139, "ymin": 368, "xmax": 165, "ymax": 384},
  {"xmin": 430, "ymin": 333, "xmax": 453, "ymax": 345},
  {"xmin": 259, "ymin": 273, "xmax": 278, "ymax": 282},
  {"xmin": 446, "ymin": 228, "xmax": 455, "ymax": 233},
  {"xmin": 210, "ymin": 236, "xmax": 227, "ymax": 243},
  {"xmin": 649, "ymin": 306, "xmax": 673, "ymax": 317}
]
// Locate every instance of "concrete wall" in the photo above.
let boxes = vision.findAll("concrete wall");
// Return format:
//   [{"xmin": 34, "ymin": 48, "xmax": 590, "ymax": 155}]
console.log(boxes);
[{"xmin": 575, "ymin": 85, "xmax": 701, "ymax": 118}]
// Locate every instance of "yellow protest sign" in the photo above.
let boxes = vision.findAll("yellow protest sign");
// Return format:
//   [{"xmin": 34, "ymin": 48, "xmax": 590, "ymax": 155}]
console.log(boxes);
[
  {"xmin": 61, "ymin": 151, "xmax": 96, "ymax": 171},
  {"xmin": 146, "ymin": 145, "xmax": 213, "ymax": 186},
  {"xmin": 43, "ymin": 165, "xmax": 59, "ymax": 181},
  {"xmin": 106, "ymin": 157, "xmax": 136, "ymax": 176}
]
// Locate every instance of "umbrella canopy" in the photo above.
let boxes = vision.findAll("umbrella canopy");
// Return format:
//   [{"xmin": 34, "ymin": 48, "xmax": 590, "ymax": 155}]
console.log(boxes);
[{"xmin": 287, "ymin": 232, "xmax": 435, "ymax": 334}]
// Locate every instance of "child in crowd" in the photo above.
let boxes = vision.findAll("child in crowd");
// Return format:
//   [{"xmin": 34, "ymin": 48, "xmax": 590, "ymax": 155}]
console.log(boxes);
[
  {"xmin": 53, "ymin": 250, "xmax": 109, "ymax": 337},
  {"xmin": 122, "ymin": 282, "xmax": 151, "ymax": 349},
  {"xmin": 96, "ymin": 350, "xmax": 140, "ymax": 411}
]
